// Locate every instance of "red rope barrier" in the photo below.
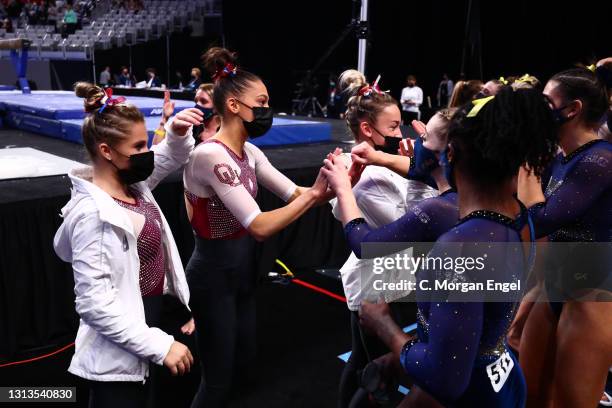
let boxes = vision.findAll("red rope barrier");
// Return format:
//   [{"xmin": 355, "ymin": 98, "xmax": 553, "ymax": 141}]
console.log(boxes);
[
  {"xmin": 293, "ymin": 278, "xmax": 347, "ymax": 303},
  {"xmin": 0, "ymin": 342, "xmax": 75, "ymax": 368}
]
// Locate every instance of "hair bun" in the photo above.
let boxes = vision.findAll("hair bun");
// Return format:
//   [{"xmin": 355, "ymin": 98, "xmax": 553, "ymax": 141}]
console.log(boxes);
[
  {"xmin": 201, "ymin": 47, "xmax": 238, "ymax": 78},
  {"xmin": 74, "ymin": 81, "xmax": 105, "ymax": 114},
  {"xmin": 338, "ymin": 69, "xmax": 368, "ymax": 97}
]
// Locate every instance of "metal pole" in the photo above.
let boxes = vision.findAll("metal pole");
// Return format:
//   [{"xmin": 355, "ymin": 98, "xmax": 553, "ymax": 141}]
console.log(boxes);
[
  {"xmin": 166, "ymin": 34, "xmax": 170, "ymax": 88},
  {"xmin": 460, "ymin": 0, "xmax": 472, "ymax": 76},
  {"xmin": 128, "ymin": 45, "xmax": 132, "ymax": 77},
  {"xmin": 92, "ymin": 49, "xmax": 96, "ymax": 84},
  {"xmin": 357, "ymin": 0, "xmax": 368, "ymax": 74}
]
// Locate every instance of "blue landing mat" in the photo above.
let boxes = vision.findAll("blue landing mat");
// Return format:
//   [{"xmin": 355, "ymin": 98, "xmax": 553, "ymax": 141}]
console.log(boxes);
[
  {"xmin": 0, "ymin": 85, "xmax": 16, "ymax": 91},
  {"xmin": 0, "ymin": 91, "xmax": 332, "ymax": 147},
  {"xmin": 0, "ymin": 91, "xmax": 194, "ymax": 119},
  {"xmin": 250, "ymin": 117, "xmax": 331, "ymax": 147},
  {"xmin": 61, "ymin": 116, "xmax": 331, "ymax": 147}
]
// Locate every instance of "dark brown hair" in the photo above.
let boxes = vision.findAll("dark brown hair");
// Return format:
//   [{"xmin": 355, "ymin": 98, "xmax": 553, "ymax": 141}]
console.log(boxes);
[
  {"xmin": 201, "ymin": 47, "xmax": 262, "ymax": 116},
  {"xmin": 550, "ymin": 68, "xmax": 609, "ymax": 125}
]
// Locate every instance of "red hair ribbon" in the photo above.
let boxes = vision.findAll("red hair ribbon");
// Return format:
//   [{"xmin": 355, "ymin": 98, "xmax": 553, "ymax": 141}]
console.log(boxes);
[
  {"xmin": 212, "ymin": 63, "xmax": 238, "ymax": 82},
  {"xmin": 358, "ymin": 74, "xmax": 383, "ymax": 98},
  {"xmin": 98, "ymin": 88, "xmax": 126, "ymax": 114}
]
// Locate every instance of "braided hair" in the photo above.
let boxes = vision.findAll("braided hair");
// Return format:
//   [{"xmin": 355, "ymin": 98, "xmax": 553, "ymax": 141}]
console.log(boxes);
[
  {"xmin": 74, "ymin": 82, "xmax": 144, "ymax": 160},
  {"xmin": 447, "ymin": 87, "xmax": 558, "ymax": 187}
]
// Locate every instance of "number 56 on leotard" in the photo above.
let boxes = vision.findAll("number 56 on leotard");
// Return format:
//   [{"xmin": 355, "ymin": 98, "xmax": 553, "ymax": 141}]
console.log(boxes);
[{"xmin": 486, "ymin": 351, "xmax": 514, "ymax": 392}]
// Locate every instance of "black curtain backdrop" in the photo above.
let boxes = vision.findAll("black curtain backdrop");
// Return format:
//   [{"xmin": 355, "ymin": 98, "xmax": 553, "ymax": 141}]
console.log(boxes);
[
  {"xmin": 0, "ymin": 169, "xmax": 349, "ymax": 359},
  {"xmin": 222, "ymin": 0, "xmax": 611, "ymax": 112}
]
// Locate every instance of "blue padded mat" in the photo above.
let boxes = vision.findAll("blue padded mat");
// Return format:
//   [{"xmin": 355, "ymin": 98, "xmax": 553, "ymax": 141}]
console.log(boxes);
[
  {"xmin": 3, "ymin": 112, "xmax": 63, "ymax": 139},
  {"xmin": 250, "ymin": 117, "xmax": 331, "ymax": 146},
  {"xmin": 0, "ymin": 85, "xmax": 16, "ymax": 91},
  {"xmin": 61, "ymin": 116, "xmax": 331, "ymax": 147},
  {"xmin": 0, "ymin": 91, "xmax": 193, "ymax": 119},
  {"xmin": 0, "ymin": 91, "xmax": 332, "ymax": 147}
]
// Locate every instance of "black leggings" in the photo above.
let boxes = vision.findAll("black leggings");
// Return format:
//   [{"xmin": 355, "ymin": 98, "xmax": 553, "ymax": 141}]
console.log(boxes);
[
  {"xmin": 88, "ymin": 380, "xmax": 147, "ymax": 408},
  {"xmin": 338, "ymin": 311, "xmax": 370, "ymax": 408},
  {"xmin": 187, "ymin": 234, "xmax": 257, "ymax": 408},
  {"xmin": 338, "ymin": 304, "xmax": 414, "ymax": 408},
  {"xmin": 87, "ymin": 295, "xmax": 163, "ymax": 408}
]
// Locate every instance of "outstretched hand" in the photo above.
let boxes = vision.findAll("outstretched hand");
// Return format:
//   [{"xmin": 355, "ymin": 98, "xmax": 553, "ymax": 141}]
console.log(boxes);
[
  {"xmin": 399, "ymin": 138, "xmax": 414, "ymax": 158},
  {"xmin": 351, "ymin": 141, "xmax": 383, "ymax": 166},
  {"xmin": 517, "ymin": 164, "xmax": 545, "ymax": 208},
  {"xmin": 180, "ymin": 318, "xmax": 195, "ymax": 336},
  {"xmin": 596, "ymin": 57, "xmax": 612, "ymax": 68},
  {"xmin": 321, "ymin": 154, "xmax": 352, "ymax": 194},
  {"xmin": 310, "ymin": 165, "xmax": 330, "ymax": 201},
  {"xmin": 170, "ymin": 107, "xmax": 204, "ymax": 137},
  {"xmin": 163, "ymin": 90, "xmax": 175, "ymax": 120}
]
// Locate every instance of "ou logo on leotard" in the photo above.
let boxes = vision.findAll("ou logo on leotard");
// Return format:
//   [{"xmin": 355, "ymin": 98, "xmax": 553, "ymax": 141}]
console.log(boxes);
[{"xmin": 214, "ymin": 163, "xmax": 242, "ymax": 187}]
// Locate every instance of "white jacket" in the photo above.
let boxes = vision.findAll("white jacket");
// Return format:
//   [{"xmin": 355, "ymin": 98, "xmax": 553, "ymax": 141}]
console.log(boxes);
[
  {"xmin": 330, "ymin": 154, "xmax": 439, "ymax": 311},
  {"xmin": 53, "ymin": 124, "xmax": 194, "ymax": 382}
]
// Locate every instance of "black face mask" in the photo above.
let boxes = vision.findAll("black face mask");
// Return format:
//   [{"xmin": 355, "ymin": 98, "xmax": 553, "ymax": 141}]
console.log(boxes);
[
  {"xmin": 551, "ymin": 104, "xmax": 572, "ymax": 125},
  {"xmin": 371, "ymin": 125, "xmax": 402, "ymax": 155},
  {"xmin": 109, "ymin": 148, "xmax": 154, "ymax": 185},
  {"xmin": 236, "ymin": 99, "xmax": 273, "ymax": 138},
  {"xmin": 193, "ymin": 105, "xmax": 216, "ymax": 144}
]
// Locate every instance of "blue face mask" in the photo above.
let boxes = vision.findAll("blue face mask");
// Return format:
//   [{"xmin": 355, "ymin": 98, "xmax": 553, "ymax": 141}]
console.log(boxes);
[
  {"xmin": 440, "ymin": 147, "xmax": 456, "ymax": 190},
  {"xmin": 407, "ymin": 137, "xmax": 439, "ymax": 179}
]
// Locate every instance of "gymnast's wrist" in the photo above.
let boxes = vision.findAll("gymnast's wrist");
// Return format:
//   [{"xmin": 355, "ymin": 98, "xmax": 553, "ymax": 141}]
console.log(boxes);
[
  {"xmin": 376, "ymin": 317, "xmax": 408, "ymax": 354},
  {"xmin": 335, "ymin": 185, "xmax": 354, "ymax": 200}
]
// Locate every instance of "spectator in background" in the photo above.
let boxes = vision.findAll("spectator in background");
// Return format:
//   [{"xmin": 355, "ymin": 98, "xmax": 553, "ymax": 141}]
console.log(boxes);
[
  {"xmin": 145, "ymin": 68, "xmax": 162, "ymax": 88},
  {"xmin": 47, "ymin": 3, "xmax": 58, "ymax": 29},
  {"xmin": 99, "ymin": 66, "xmax": 112, "ymax": 87},
  {"xmin": 326, "ymin": 75, "xmax": 346, "ymax": 119},
  {"xmin": 436, "ymin": 73, "xmax": 454, "ymax": 108},
  {"xmin": 192, "ymin": 83, "xmax": 219, "ymax": 144},
  {"xmin": 6, "ymin": 0, "xmax": 22, "ymax": 29},
  {"xmin": 2, "ymin": 17, "xmax": 13, "ymax": 33},
  {"xmin": 116, "ymin": 66, "xmax": 135, "ymax": 87},
  {"xmin": 185, "ymin": 67, "xmax": 202, "ymax": 91},
  {"xmin": 174, "ymin": 70, "xmax": 184, "ymax": 89},
  {"xmin": 25, "ymin": 2, "xmax": 41, "ymax": 25},
  {"xmin": 400, "ymin": 74, "xmax": 423, "ymax": 123},
  {"xmin": 63, "ymin": 3, "xmax": 78, "ymax": 35},
  {"xmin": 128, "ymin": 0, "xmax": 144, "ymax": 12}
]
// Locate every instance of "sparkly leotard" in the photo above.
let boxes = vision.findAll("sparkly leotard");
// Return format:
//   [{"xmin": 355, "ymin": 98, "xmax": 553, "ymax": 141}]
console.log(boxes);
[
  {"xmin": 183, "ymin": 139, "xmax": 296, "ymax": 239},
  {"xmin": 402, "ymin": 211, "xmax": 528, "ymax": 407},
  {"xmin": 114, "ymin": 190, "xmax": 165, "ymax": 296},
  {"xmin": 529, "ymin": 139, "xmax": 612, "ymax": 315},
  {"xmin": 343, "ymin": 190, "xmax": 458, "ymax": 258}
]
